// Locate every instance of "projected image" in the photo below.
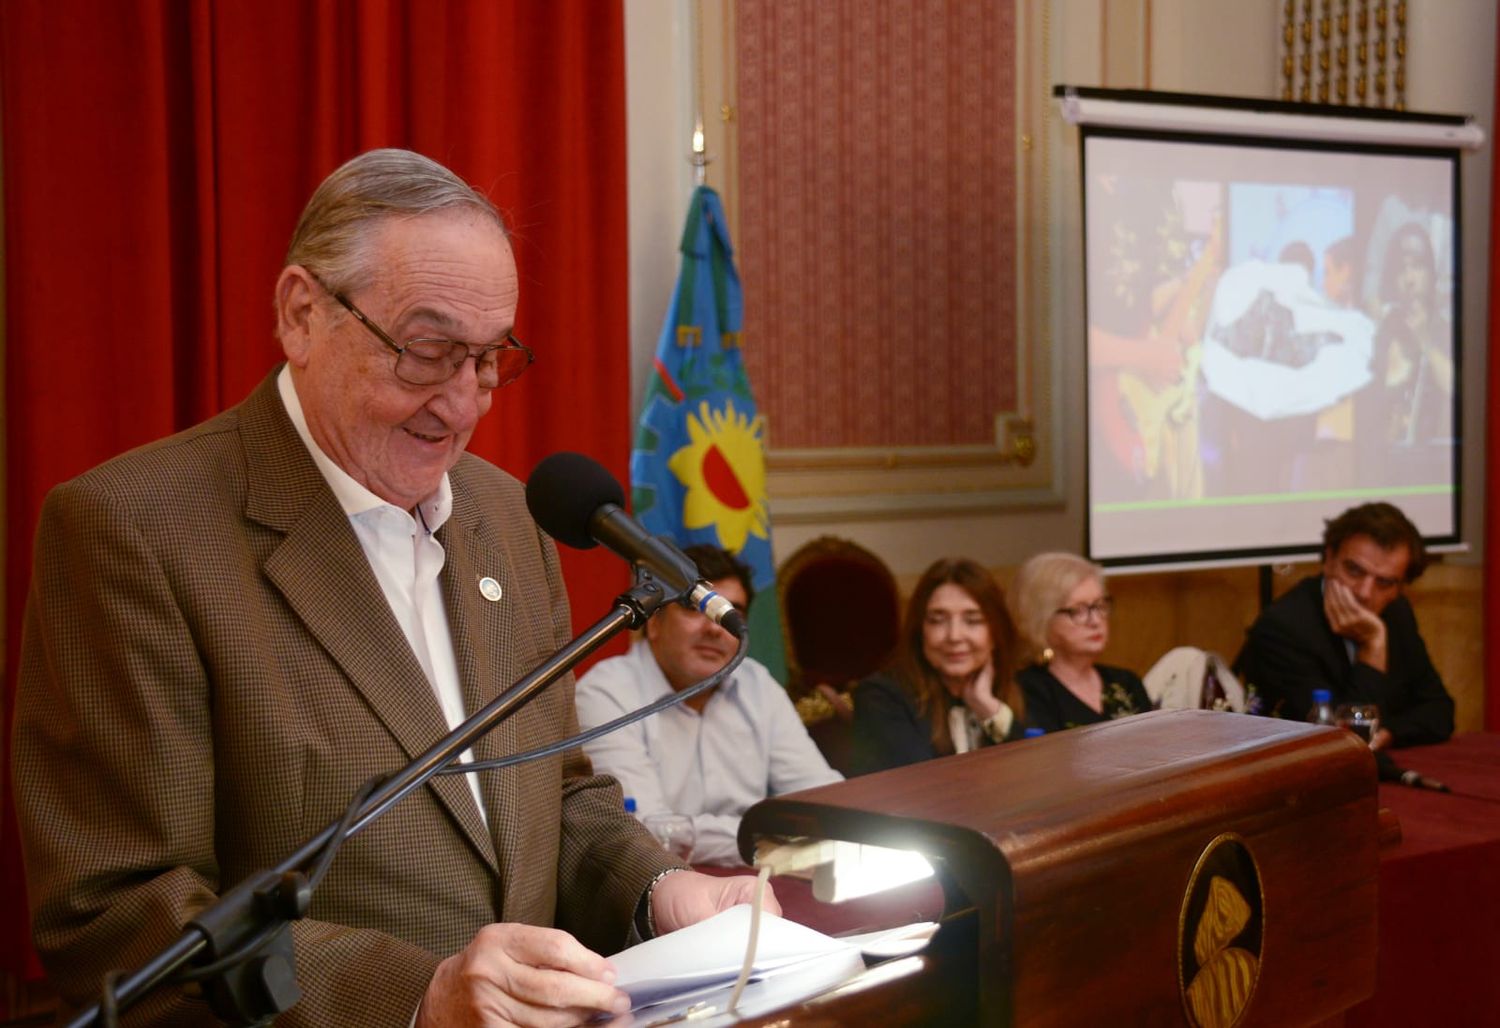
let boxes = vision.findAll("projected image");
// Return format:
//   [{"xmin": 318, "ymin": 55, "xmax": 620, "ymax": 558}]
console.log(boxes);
[
  {"xmin": 1084, "ymin": 135, "xmax": 1457, "ymax": 563},
  {"xmin": 1088, "ymin": 175, "xmax": 1223, "ymax": 504},
  {"xmin": 1199, "ymin": 184, "xmax": 1375, "ymax": 497},
  {"xmin": 1362, "ymin": 200, "xmax": 1456, "ymax": 474}
]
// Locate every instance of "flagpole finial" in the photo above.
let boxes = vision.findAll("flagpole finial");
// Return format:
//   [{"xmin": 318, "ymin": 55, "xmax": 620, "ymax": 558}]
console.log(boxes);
[{"xmin": 690, "ymin": 114, "xmax": 711, "ymax": 187}]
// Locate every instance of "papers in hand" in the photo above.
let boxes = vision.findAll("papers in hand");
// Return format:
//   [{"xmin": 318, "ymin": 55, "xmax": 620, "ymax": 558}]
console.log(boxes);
[{"xmin": 610, "ymin": 904, "xmax": 934, "ymax": 1011}]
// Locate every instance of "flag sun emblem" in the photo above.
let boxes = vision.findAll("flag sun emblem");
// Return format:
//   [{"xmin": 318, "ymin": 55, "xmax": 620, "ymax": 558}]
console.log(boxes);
[{"xmin": 668, "ymin": 399, "xmax": 770, "ymax": 554}]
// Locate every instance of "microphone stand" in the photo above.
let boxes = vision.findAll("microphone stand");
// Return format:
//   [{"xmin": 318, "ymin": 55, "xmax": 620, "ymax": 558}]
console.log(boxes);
[{"xmin": 72, "ymin": 576, "xmax": 678, "ymax": 1028}]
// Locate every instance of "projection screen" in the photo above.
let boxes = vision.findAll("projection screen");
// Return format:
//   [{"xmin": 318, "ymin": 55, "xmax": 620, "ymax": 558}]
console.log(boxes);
[{"xmin": 1075, "ymin": 97, "xmax": 1464, "ymax": 567}]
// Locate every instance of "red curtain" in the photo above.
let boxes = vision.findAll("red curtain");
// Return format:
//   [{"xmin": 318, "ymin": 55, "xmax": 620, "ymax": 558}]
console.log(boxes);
[
  {"xmin": 1489, "ymin": 15, "xmax": 1500, "ymax": 735},
  {"xmin": 0, "ymin": 0, "xmax": 630, "ymax": 994}
]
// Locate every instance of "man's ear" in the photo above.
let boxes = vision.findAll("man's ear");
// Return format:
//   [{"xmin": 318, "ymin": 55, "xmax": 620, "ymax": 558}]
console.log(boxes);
[{"xmin": 276, "ymin": 266, "xmax": 319, "ymax": 367}]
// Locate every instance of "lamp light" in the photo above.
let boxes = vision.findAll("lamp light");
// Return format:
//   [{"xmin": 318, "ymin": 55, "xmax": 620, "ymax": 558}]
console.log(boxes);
[{"xmin": 755, "ymin": 838, "xmax": 935, "ymax": 903}]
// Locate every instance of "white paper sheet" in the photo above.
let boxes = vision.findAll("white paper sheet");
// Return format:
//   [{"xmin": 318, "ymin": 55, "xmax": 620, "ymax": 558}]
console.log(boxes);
[
  {"xmin": 609, "ymin": 904, "xmax": 937, "ymax": 1016},
  {"xmin": 611, "ymin": 905, "xmax": 846, "ymax": 1007}
]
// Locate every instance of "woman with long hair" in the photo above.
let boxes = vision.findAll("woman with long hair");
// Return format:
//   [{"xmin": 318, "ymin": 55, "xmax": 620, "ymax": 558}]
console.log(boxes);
[
  {"xmin": 850, "ymin": 558, "xmax": 1024, "ymax": 774},
  {"xmin": 1009, "ymin": 552, "xmax": 1151, "ymax": 733}
]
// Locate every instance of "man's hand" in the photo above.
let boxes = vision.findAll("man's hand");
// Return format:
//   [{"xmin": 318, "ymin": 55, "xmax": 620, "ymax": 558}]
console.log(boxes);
[
  {"xmin": 416, "ymin": 923, "xmax": 628, "ymax": 1028},
  {"xmin": 1323, "ymin": 579, "xmax": 1388, "ymax": 671},
  {"xmin": 1370, "ymin": 727, "xmax": 1394, "ymax": 752},
  {"xmin": 960, "ymin": 660, "xmax": 1002, "ymax": 722},
  {"xmin": 650, "ymin": 869, "xmax": 782, "ymax": 936}
]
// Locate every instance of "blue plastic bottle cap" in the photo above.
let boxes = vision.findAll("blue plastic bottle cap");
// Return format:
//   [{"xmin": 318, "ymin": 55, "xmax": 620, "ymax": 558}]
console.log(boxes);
[
  {"xmin": 1312, "ymin": 689, "xmax": 1332, "ymax": 704},
  {"xmin": 623, "ymin": 797, "xmax": 637, "ymax": 814},
  {"xmin": 1023, "ymin": 727, "xmax": 1045, "ymax": 738}
]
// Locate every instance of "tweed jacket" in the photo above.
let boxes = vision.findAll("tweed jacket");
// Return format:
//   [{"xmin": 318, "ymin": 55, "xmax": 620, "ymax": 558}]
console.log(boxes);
[{"xmin": 14, "ymin": 370, "xmax": 675, "ymax": 1025}]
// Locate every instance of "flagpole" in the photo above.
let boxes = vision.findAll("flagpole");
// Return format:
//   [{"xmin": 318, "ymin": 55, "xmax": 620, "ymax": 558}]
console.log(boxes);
[
  {"xmin": 689, "ymin": 0, "xmax": 710, "ymax": 188},
  {"xmin": 690, "ymin": 115, "xmax": 710, "ymax": 187}
]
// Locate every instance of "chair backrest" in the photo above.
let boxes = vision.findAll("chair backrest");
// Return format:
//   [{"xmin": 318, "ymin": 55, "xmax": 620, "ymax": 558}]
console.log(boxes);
[{"xmin": 777, "ymin": 535, "xmax": 901, "ymax": 697}]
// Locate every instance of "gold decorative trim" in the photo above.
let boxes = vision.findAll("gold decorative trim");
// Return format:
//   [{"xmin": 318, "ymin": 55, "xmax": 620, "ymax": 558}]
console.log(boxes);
[
  {"xmin": 1177, "ymin": 833, "xmax": 1265, "ymax": 1028},
  {"xmin": 795, "ymin": 691, "xmax": 839, "ymax": 725},
  {"xmin": 768, "ymin": 417, "xmax": 1036, "ymax": 472},
  {"xmin": 1284, "ymin": 0, "xmax": 1404, "ymax": 108}
]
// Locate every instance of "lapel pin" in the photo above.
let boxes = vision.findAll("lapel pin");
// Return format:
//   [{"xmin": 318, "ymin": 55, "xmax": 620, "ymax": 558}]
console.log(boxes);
[{"xmin": 478, "ymin": 576, "xmax": 503, "ymax": 602}]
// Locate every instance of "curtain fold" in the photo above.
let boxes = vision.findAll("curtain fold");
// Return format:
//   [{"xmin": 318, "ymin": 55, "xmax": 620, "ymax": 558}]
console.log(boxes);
[
  {"xmin": 1488, "ymin": 16, "xmax": 1500, "ymax": 735},
  {"xmin": 1, "ymin": 0, "xmax": 629, "ymax": 993}
]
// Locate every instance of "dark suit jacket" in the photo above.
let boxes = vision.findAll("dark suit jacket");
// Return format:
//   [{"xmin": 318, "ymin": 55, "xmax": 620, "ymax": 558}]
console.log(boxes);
[
  {"xmin": 1236, "ymin": 575, "xmax": 1454, "ymax": 747},
  {"xmin": 13, "ymin": 371, "xmax": 674, "ymax": 1025},
  {"xmin": 850, "ymin": 674, "xmax": 938, "ymax": 775},
  {"xmin": 850, "ymin": 672, "xmax": 1021, "ymax": 775}
]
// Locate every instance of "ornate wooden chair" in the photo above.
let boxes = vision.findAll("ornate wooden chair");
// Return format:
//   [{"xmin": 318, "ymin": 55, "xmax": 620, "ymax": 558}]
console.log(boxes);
[{"xmin": 777, "ymin": 536, "xmax": 901, "ymax": 774}]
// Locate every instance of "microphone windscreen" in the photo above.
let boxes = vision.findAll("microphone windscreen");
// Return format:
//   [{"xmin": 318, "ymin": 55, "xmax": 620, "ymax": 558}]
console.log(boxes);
[{"xmin": 526, "ymin": 452, "xmax": 626, "ymax": 550}]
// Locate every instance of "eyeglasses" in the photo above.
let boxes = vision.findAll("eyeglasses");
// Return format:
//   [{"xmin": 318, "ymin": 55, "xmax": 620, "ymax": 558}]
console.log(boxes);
[
  {"xmin": 1054, "ymin": 597, "xmax": 1114, "ymax": 625},
  {"xmin": 311, "ymin": 273, "xmax": 533, "ymax": 389}
]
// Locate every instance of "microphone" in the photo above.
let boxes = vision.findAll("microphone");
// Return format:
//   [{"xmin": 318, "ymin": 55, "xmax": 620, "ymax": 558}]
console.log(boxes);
[
  {"xmin": 1399, "ymin": 769, "xmax": 1451, "ymax": 793},
  {"xmin": 1374, "ymin": 750, "xmax": 1451, "ymax": 792},
  {"xmin": 525, "ymin": 452, "xmax": 747, "ymax": 637}
]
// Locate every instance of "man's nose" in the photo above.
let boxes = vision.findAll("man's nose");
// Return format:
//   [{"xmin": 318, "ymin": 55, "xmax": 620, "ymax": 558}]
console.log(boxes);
[
  {"xmin": 432, "ymin": 361, "xmax": 489, "ymax": 422},
  {"xmin": 700, "ymin": 620, "xmax": 734, "ymax": 647}
]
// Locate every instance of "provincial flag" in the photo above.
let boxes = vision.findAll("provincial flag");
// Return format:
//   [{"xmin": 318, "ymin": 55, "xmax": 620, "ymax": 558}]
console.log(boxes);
[{"xmin": 630, "ymin": 186, "xmax": 786, "ymax": 680}]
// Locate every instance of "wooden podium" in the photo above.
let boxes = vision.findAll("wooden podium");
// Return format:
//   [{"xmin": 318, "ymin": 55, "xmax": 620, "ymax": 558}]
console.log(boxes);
[{"xmin": 738, "ymin": 709, "xmax": 1379, "ymax": 1026}]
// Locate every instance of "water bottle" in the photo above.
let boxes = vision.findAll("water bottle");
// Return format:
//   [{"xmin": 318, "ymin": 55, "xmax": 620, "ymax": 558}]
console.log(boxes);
[{"xmin": 1306, "ymin": 689, "xmax": 1336, "ymax": 726}]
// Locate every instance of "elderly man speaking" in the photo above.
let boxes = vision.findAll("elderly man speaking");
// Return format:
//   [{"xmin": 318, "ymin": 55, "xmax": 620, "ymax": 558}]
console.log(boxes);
[{"xmin": 13, "ymin": 150, "xmax": 772, "ymax": 1027}]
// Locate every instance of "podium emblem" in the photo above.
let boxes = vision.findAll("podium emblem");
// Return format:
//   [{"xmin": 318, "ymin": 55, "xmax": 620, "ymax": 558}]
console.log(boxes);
[{"xmin": 1178, "ymin": 833, "xmax": 1263, "ymax": 1028}]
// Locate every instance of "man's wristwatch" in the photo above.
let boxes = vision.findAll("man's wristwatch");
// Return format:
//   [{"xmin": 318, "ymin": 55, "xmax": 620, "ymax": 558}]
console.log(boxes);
[{"xmin": 634, "ymin": 866, "xmax": 688, "ymax": 939}]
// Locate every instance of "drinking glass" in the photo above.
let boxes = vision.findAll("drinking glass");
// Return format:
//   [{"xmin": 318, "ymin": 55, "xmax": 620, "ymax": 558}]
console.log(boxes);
[
  {"xmin": 643, "ymin": 813, "xmax": 695, "ymax": 861},
  {"xmin": 1333, "ymin": 703, "xmax": 1380, "ymax": 746}
]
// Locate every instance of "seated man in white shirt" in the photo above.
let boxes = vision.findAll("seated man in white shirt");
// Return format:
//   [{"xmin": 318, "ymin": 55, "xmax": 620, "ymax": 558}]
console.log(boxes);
[{"xmin": 576, "ymin": 545, "xmax": 843, "ymax": 865}]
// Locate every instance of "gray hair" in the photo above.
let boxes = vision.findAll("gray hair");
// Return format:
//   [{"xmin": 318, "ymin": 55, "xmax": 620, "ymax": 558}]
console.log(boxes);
[
  {"xmin": 284, "ymin": 148, "xmax": 506, "ymax": 293},
  {"xmin": 1007, "ymin": 551, "xmax": 1106, "ymax": 656}
]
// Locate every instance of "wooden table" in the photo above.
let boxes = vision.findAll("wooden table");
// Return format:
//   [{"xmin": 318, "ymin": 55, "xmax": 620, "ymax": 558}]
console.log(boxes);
[
  {"xmin": 738, "ymin": 710, "xmax": 1380, "ymax": 1026},
  {"xmin": 1346, "ymin": 733, "xmax": 1500, "ymax": 1027},
  {"xmin": 700, "ymin": 728, "xmax": 1497, "ymax": 1026}
]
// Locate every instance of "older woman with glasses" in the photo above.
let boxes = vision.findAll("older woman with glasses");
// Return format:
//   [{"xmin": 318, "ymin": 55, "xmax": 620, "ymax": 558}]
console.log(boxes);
[{"xmin": 1008, "ymin": 552, "xmax": 1152, "ymax": 733}]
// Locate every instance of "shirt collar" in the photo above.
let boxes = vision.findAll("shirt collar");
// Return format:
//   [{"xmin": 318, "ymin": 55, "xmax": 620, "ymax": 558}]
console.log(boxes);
[{"xmin": 277, "ymin": 364, "xmax": 453, "ymax": 531}]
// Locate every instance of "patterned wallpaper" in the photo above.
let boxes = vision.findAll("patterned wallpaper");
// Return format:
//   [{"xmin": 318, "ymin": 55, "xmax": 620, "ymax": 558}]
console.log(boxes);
[{"xmin": 736, "ymin": 0, "xmax": 1019, "ymax": 451}]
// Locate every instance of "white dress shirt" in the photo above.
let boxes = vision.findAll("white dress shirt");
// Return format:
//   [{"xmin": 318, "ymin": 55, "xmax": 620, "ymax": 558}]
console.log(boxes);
[
  {"xmin": 575, "ymin": 639, "xmax": 842, "ymax": 866},
  {"xmin": 277, "ymin": 367, "xmax": 484, "ymax": 820}
]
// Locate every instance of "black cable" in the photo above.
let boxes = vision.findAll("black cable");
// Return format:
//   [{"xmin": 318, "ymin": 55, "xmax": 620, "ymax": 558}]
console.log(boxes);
[
  {"xmin": 171, "ymin": 922, "xmax": 282, "ymax": 985},
  {"xmin": 170, "ymin": 773, "xmax": 386, "ymax": 987},
  {"xmin": 441, "ymin": 628, "xmax": 749, "ymax": 776},
  {"xmin": 69, "ymin": 594, "xmax": 645, "ymax": 1026},
  {"xmin": 156, "ymin": 616, "xmax": 719, "ymax": 999},
  {"xmin": 307, "ymin": 773, "xmax": 385, "ymax": 890}
]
